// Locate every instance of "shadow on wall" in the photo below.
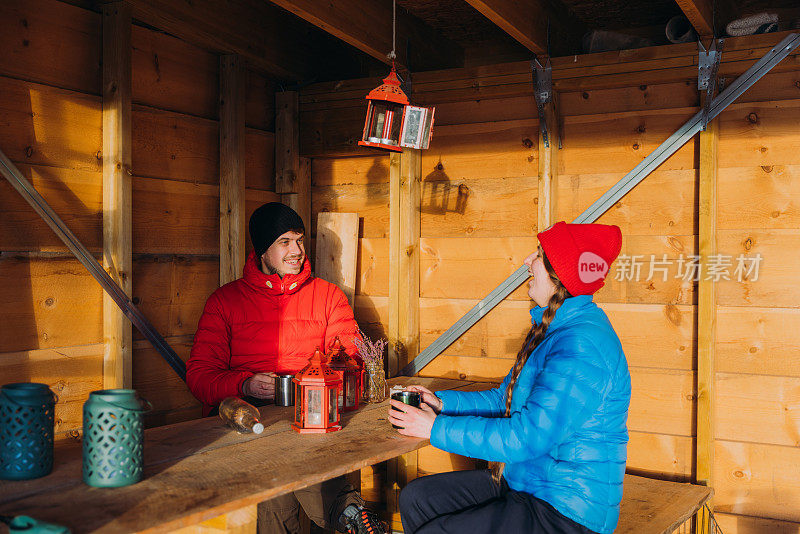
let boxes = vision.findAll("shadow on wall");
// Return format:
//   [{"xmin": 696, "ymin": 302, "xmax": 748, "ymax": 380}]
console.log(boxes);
[{"xmin": 422, "ymin": 160, "xmax": 470, "ymax": 216}]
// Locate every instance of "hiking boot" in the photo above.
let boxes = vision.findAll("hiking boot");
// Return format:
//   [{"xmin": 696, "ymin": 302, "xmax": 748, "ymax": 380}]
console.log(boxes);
[{"xmin": 339, "ymin": 503, "xmax": 388, "ymax": 534}]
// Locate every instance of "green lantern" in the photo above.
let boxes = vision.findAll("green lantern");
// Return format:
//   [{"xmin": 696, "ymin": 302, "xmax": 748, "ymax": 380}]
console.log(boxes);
[
  {"xmin": 82, "ymin": 389, "xmax": 150, "ymax": 488},
  {"xmin": 0, "ymin": 383, "xmax": 56, "ymax": 480}
]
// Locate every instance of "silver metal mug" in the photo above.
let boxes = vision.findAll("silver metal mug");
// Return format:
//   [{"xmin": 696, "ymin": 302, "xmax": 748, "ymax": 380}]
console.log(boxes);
[{"xmin": 275, "ymin": 375, "xmax": 295, "ymax": 406}]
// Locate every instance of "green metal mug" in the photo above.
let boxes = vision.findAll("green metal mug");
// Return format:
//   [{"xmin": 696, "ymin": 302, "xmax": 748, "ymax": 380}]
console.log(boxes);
[
  {"xmin": 82, "ymin": 389, "xmax": 151, "ymax": 488},
  {"xmin": 0, "ymin": 383, "xmax": 56, "ymax": 480}
]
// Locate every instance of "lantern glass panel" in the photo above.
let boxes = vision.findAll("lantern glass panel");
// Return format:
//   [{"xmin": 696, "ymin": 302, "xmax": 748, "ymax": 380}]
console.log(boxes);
[
  {"xmin": 328, "ymin": 388, "xmax": 338, "ymax": 423},
  {"xmin": 295, "ymin": 384, "xmax": 303, "ymax": 424},
  {"xmin": 345, "ymin": 375, "xmax": 357, "ymax": 407},
  {"xmin": 421, "ymin": 107, "xmax": 435, "ymax": 149},
  {"xmin": 366, "ymin": 102, "xmax": 403, "ymax": 146},
  {"xmin": 307, "ymin": 388, "xmax": 322, "ymax": 426}
]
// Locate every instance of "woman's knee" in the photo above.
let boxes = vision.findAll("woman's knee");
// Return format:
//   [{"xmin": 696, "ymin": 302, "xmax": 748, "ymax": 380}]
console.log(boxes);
[{"xmin": 399, "ymin": 476, "xmax": 428, "ymax": 514}]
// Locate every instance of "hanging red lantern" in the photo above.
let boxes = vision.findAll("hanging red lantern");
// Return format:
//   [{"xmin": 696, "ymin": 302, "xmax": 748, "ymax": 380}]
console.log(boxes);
[
  {"xmin": 327, "ymin": 337, "xmax": 362, "ymax": 412},
  {"xmin": 358, "ymin": 65, "xmax": 409, "ymax": 152},
  {"xmin": 357, "ymin": 65, "xmax": 436, "ymax": 153},
  {"xmin": 292, "ymin": 348, "xmax": 342, "ymax": 434}
]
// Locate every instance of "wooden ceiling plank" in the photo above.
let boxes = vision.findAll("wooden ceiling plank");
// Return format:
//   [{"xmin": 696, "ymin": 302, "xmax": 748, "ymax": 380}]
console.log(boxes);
[
  {"xmin": 464, "ymin": 0, "xmax": 549, "ymax": 56},
  {"xmin": 674, "ymin": 0, "xmax": 715, "ymax": 38},
  {"xmin": 121, "ymin": 0, "xmax": 318, "ymax": 81},
  {"xmin": 267, "ymin": 0, "xmax": 463, "ymax": 71}
]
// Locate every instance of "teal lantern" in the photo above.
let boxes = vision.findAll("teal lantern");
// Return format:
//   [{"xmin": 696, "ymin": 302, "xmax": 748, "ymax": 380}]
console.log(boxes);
[
  {"xmin": 82, "ymin": 389, "xmax": 150, "ymax": 488},
  {"xmin": 0, "ymin": 382, "xmax": 56, "ymax": 480}
]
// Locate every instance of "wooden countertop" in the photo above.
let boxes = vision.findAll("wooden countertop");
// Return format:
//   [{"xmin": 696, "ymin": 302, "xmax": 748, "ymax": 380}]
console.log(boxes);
[{"xmin": 0, "ymin": 377, "xmax": 711, "ymax": 533}]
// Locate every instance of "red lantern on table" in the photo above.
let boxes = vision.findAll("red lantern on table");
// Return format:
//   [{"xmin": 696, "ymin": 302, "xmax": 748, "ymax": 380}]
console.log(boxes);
[
  {"xmin": 291, "ymin": 348, "xmax": 342, "ymax": 434},
  {"xmin": 327, "ymin": 337, "xmax": 362, "ymax": 412}
]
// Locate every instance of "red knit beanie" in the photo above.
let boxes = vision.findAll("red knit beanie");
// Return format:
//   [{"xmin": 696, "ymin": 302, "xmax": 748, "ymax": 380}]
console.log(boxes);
[{"xmin": 536, "ymin": 222, "xmax": 623, "ymax": 296}]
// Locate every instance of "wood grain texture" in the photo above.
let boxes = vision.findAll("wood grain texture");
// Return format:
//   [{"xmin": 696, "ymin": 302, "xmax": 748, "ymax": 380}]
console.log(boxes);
[
  {"xmin": 131, "ymin": 24, "xmax": 217, "ymax": 119},
  {"xmin": 388, "ymin": 151, "xmax": 421, "ymax": 374},
  {"xmin": 219, "ymin": 55, "xmax": 246, "ymax": 286},
  {"xmin": 0, "ymin": 164, "xmax": 102, "ymax": 252},
  {"xmin": 716, "ymin": 306, "xmax": 800, "ymax": 377},
  {"xmin": 275, "ymin": 91, "xmax": 299, "ymax": 195},
  {"xmin": 616, "ymin": 475, "xmax": 711, "ymax": 534},
  {"xmin": 315, "ymin": 212, "xmax": 359, "ymax": 307},
  {"xmin": 0, "ymin": 343, "xmax": 103, "ymax": 440},
  {"xmin": 0, "ymin": 76, "xmax": 101, "ymax": 173},
  {"xmin": 0, "ymin": 255, "xmax": 102, "ymax": 353},
  {"xmin": 102, "ymin": 1, "xmax": 133, "ymax": 389},
  {"xmin": 0, "ymin": 0, "xmax": 101, "ymax": 95},
  {"xmin": 714, "ymin": 440, "xmax": 800, "ymax": 522},
  {"xmin": 697, "ymin": 97, "xmax": 718, "ymax": 490}
]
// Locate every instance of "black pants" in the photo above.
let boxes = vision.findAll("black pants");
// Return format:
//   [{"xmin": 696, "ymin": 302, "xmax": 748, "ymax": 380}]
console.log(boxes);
[{"xmin": 399, "ymin": 470, "xmax": 597, "ymax": 534}]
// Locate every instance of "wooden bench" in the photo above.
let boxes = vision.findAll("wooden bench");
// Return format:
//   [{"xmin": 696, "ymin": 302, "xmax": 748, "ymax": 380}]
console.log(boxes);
[{"xmin": 0, "ymin": 377, "xmax": 710, "ymax": 533}]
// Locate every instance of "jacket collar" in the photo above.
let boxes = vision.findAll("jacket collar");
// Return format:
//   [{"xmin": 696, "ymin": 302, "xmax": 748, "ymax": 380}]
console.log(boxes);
[
  {"xmin": 529, "ymin": 294, "xmax": 594, "ymax": 329},
  {"xmin": 242, "ymin": 250, "xmax": 312, "ymax": 295}
]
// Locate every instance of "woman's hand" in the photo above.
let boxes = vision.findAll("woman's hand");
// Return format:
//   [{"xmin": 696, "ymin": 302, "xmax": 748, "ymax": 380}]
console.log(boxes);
[
  {"xmin": 388, "ymin": 400, "xmax": 437, "ymax": 439},
  {"xmin": 404, "ymin": 385, "xmax": 443, "ymax": 414}
]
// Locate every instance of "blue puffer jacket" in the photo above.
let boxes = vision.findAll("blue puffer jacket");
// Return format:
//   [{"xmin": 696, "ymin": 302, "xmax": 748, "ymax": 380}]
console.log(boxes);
[{"xmin": 430, "ymin": 295, "xmax": 631, "ymax": 534}]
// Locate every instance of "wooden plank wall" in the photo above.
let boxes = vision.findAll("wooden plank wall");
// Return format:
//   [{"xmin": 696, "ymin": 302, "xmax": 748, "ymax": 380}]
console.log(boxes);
[
  {"xmin": 303, "ymin": 32, "xmax": 800, "ymax": 532},
  {"xmin": 0, "ymin": 0, "xmax": 277, "ymax": 436}
]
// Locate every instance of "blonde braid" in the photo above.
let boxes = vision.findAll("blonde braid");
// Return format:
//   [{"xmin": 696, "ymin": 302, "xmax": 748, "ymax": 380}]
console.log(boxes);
[{"xmin": 491, "ymin": 249, "xmax": 570, "ymax": 484}]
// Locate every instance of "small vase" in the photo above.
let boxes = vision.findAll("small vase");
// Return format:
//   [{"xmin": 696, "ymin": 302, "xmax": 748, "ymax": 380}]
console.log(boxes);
[{"xmin": 363, "ymin": 361, "xmax": 387, "ymax": 403}]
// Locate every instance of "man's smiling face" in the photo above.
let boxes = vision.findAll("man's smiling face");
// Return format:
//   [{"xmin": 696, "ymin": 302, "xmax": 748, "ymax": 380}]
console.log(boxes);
[{"xmin": 261, "ymin": 230, "xmax": 305, "ymax": 278}]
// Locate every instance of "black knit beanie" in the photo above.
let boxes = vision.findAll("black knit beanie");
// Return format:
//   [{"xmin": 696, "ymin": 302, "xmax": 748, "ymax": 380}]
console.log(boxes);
[{"xmin": 249, "ymin": 202, "xmax": 305, "ymax": 259}]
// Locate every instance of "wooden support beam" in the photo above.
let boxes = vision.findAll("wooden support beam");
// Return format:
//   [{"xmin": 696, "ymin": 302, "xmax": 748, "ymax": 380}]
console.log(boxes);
[
  {"xmin": 267, "ymin": 0, "xmax": 463, "ymax": 71},
  {"xmin": 464, "ymin": 0, "xmax": 550, "ymax": 55},
  {"xmin": 696, "ymin": 93, "xmax": 718, "ymax": 534},
  {"xmin": 675, "ymin": 0, "xmax": 715, "ymax": 38},
  {"xmin": 275, "ymin": 91, "xmax": 310, "ymax": 231},
  {"xmin": 537, "ymin": 100, "xmax": 559, "ymax": 230},
  {"xmin": 121, "ymin": 0, "xmax": 331, "ymax": 80},
  {"xmin": 102, "ymin": 1, "xmax": 133, "ymax": 389},
  {"xmin": 276, "ymin": 92, "xmax": 300, "ymax": 196},
  {"xmin": 220, "ymin": 55, "xmax": 246, "ymax": 286},
  {"xmin": 388, "ymin": 150, "xmax": 421, "ymax": 377}
]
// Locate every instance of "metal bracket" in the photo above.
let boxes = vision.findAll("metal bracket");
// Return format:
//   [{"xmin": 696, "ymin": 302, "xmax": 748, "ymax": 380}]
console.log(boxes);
[
  {"xmin": 531, "ymin": 57, "xmax": 553, "ymax": 147},
  {"xmin": 699, "ymin": 38, "xmax": 724, "ymax": 130}
]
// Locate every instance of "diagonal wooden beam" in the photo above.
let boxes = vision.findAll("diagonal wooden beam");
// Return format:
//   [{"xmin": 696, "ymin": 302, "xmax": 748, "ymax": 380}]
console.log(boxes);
[
  {"xmin": 464, "ymin": 0, "xmax": 550, "ymax": 55},
  {"xmin": 675, "ymin": 0, "xmax": 715, "ymax": 38},
  {"xmin": 267, "ymin": 0, "xmax": 463, "ymax": 71},
  {"xmin": 119, "ymin": 0, "xmax": 345, "ymax": 80}
]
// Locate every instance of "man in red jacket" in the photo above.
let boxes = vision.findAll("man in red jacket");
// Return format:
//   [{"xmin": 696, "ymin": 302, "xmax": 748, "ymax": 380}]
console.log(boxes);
[{"xmin": 187, "ymin": 202, "xmax": 384, "ymax": 534}]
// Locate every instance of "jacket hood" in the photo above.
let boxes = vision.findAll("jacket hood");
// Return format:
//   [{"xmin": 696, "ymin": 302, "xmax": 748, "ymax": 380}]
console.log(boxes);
[{"xmin": 242, "ymin": 250, "xmax": 312, "ymax": 295}]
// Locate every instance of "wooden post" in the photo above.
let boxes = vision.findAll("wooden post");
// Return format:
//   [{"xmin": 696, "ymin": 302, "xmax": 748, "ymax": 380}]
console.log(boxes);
[
  {"xmin": 275, "ymin": 92, "xmax": 309, "ymax": 224},
  {"xmin": 102, "ymin": 2, "xmax": 132, "ymax": 389},
  {"xmin": 696, "ymin": 94, "xmax": 718, "ymax": 534},
  {"xmin": 386, "ymin": 149, "xmax": 421, "ymax": 528},
  {"xmin": 220, "ymin": 54, "xmax": 246, "ymax": 286},
  {"xmin": 537, "ymin": 99, "xmax": 559, "ymax": 230},
  {"xmin": 388, "ymin": 150, "xmax": 421, "ymax": 376}
]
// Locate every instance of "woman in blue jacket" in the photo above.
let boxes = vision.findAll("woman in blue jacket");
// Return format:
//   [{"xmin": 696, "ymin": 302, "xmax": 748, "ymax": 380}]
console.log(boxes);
[{"xmin": 389, "ymin": 222, "xmax": 631, "ymax": 534}]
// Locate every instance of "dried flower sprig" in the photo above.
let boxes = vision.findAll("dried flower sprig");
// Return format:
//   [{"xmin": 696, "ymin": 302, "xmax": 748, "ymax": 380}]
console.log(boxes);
[{"xmin": 354, "ymin": 329, "xmax": 388, "ymax": 367}]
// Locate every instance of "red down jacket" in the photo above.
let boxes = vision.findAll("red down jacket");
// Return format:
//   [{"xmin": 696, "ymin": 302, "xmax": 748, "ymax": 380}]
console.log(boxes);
[{"xmin": 187, "ymin": 251, "xmax": 361, "ymax": 415}]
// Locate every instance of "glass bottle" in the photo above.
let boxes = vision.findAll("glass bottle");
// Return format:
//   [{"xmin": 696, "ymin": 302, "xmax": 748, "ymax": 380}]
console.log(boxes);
[{"xmin": 219, "ymin": 397, "xmax": 264, "ymax": 434}]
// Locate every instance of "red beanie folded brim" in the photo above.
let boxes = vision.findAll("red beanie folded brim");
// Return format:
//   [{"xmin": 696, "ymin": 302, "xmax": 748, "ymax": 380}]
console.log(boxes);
[{"xmin": 536, "ymin": 222, "xmax": 622, "ymax": 296}]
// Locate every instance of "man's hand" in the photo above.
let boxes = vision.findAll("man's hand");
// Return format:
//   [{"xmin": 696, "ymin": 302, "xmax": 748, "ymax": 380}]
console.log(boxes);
[
  {"xmin": 242, "ymin": 373, "xmax": 277, "ymax": 399},
  {"xmin": 404, "ymin": 385, "xmax": 443, "ymax": 414},
  {"xmin": 388, "ymin": 400, "xmax": 437, "ymax": 439}
]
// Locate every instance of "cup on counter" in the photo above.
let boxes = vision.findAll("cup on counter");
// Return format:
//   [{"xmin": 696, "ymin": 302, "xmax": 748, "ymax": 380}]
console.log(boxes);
[
  {"xmin": 390, "ymin": 388, "xmax": 421, "ymax": 429},
  {"xmin": 274, "ymin": 375, "xmax": 295, "ymax": 406}
]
